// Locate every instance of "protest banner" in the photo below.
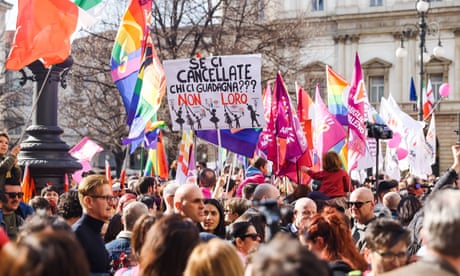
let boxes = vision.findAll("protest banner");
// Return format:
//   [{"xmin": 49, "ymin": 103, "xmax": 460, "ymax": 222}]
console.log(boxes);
[{"xmin": 164, "ymin": 54, "xmax": 265, "ymax": 131}]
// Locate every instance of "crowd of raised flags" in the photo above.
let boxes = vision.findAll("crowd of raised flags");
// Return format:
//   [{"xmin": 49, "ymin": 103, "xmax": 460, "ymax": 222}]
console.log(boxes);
[{"xmin": 4, "ymin": 0, "xmax": 439, "ymax": 188}]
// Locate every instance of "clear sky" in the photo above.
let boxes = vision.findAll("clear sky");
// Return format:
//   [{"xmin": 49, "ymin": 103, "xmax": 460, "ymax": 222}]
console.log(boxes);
[{"xmin": 5, "ymin": 0, "xmax": 17, "ymax": 31}]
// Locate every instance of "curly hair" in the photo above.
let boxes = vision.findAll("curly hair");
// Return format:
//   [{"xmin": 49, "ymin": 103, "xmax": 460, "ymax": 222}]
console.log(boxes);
[{"xmin": 57, "ymin": 190, "xmax": 82, "ymax": 220}]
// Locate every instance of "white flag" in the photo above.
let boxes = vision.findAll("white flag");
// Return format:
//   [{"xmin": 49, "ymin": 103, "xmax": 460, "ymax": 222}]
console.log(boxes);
[{"xmin": 426, "ymin": 114, "xmax": 436, "ymax": 165}]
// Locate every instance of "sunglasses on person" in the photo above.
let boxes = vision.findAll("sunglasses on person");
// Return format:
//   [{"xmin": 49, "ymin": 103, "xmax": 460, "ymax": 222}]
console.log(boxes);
[
  {"xmin": 347, "ymin": 200, "xmax": 372, "ymax": 209},
  {"xmin": 5, "ymin": 192, "xmax": 24, "ymax": 199},
  {"xmin": 241, "ymin": 233, "xmax": 260, "ymax": 241}
]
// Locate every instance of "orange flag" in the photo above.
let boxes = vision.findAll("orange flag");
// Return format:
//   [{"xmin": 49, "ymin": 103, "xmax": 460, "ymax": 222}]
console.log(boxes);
[
  {"xmin": 21, "ymin": 164, "xmax": 35, "ymax": 203},
  {"xmin": 156, "ymin": 132, "xmax": 169, "ymax": 180},
  {"xmin": 64, "ymin": 173, "xmax": 69, "ymax": 192},
  {"xmin": 119, "ymin": 169, "xmax": 126, "ymax": 193},
  {"xmin": 6, "ymin": 0, "xmax": 78, "ymax": 70}
]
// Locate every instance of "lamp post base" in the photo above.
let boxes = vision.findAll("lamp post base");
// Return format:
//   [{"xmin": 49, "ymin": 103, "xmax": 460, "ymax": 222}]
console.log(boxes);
[{"xmin": 19, "ymin": 125, "xmax": 82, "ymax": 193}]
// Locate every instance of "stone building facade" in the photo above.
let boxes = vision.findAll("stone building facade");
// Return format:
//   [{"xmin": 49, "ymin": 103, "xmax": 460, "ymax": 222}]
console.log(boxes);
[{"xmin": 267, "ymin": 0, "xmax": 460, "ymax": 175}]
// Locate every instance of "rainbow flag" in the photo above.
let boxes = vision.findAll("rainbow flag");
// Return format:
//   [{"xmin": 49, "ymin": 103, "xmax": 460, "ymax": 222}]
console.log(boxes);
[
  {"xmin": 176, "ymin": 130, "xmax": 195, "ymax": 185},
  {"xmin": 126, "ymin": 35, "xmax": 166, "ymax": 141},
  {"xmin": 110, "ymin": 0, "xmax": 152, "ymax": 124},
  {"xmin": 326, "ymin": 66, "xmax": 349, "ymax": 126},
  {"xmin": 144, "ymin": 131, "xmax": 169, "ymax": 180},
  {"xmin": 327, "ymin": 66, "xmax": 349, "ymax": 170}
]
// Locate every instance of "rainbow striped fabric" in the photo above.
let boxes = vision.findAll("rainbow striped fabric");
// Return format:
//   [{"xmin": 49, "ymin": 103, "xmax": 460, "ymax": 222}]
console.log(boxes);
[{"xmin": 110, "ymin": 0, "xmax": 152, "ymax": 124}]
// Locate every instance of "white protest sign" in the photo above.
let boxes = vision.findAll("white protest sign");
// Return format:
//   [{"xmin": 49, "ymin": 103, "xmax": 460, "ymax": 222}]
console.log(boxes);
[{"xmin": 164, "ymin": 54, "xmax": 265, "ymax": 131}]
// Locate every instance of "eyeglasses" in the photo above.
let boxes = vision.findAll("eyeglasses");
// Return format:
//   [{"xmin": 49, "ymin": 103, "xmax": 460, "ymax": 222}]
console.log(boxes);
[
  {"xmin": 376, "ymin": 251, "xmax": 407, "ymax": 263},
  {"xmin": 5, "ymin": 192, "xmax": 24, "ymax": 199},
  {"xmin": 89, "ymin": 195, "xmax": 118, "ymax": 203},
  {"xmin": 347, "ymin": 200, "xmax": 372, "ymax": 209},
  {"xmin": 241, "ymin": 233, "xmax": 260, "ymax": 241}
]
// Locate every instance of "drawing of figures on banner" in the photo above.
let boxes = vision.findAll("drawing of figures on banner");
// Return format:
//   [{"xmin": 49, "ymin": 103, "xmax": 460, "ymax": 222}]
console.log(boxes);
[{"xmin": 164, "ymin": 54, "xmax": 265, "ymax": 131}]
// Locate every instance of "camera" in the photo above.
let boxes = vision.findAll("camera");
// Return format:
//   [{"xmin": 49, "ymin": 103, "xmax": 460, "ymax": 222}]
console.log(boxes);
[
  {"xmin": 366, "ymin": 122, "xmax": 393, "ymax": 140},
  {"xmin": 253, "ymin": 199, "xmax": 281, "ymax": 241}
]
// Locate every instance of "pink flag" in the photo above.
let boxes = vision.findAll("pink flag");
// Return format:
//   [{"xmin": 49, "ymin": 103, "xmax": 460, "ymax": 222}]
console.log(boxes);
[
  {"xmin": 69, "ymin": 136, "xmax": 104, "ymax": 160},
  {"xmin": 257, "ymin": 82, "xmax": 274, "ymax": 154},
  {"xmin": 268, "ymin": 73, "xmax": 307, "ymax": 174},
  {"xmin": 69, "ymin": 136, "xmax": 104, "ymax": 183},
  {"xmin": 314, "ymin": 84, "xmax": 347, "ymax": 163},
  {"xmin": 347, "ymin": 53, "xmax": 367, "ymax": 173},
  {"xmin": 295, "ymin": 84, "xmax": 313, "ymax": 181}
]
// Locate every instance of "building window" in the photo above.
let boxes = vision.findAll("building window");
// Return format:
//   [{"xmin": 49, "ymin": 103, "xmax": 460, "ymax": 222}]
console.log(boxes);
[
  {"xmin": 303, "ymin": 62, "xmax": 327, "ymax": 102},
  {"xmin": 370, "ymin": 0, "xmax": 383, "ymax": 7},
  {"xmin": 312, "ymin": 0, "xmax": 324, "ymax": 11},
  {"xmin": 369, "ymin": 76, "xmax": 384, "ymax": 103},
  {"xmin": 429, "ymin": 74, "xmax": 443, "ymax": 100},
  {"xmin": 362, "ymin": 58, "xmax": 391, "ymax": 108}
]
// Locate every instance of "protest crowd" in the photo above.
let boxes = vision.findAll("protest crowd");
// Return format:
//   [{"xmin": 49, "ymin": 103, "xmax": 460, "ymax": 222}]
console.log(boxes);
[
  {"xmin": 1, "ymin": 0, "xmax": 459, "ymax": 275},
  {"xmin": 1, "ymin": 125, "xmax": 460, "ymax": 276}
]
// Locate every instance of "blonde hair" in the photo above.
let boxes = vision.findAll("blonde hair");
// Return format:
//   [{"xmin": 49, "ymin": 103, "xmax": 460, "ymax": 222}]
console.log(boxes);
[
  {"xmin": 77, "ymin": 174, "xmax": 108, "ymax": 207},
  {"xmin": 184, "ymin": 238, "xmax": 244, "ymax": 276}
]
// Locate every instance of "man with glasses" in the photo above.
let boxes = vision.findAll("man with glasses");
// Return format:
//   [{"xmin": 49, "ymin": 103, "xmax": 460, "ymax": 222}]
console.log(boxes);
[
  {"xmin": 384, "ymin": 189, "xmax": 460, "ymax": 276},
  {"xmin": 364, "ymin": 218, "xmax": 410, "ymax": 275},
  {"xmin": 0, "ymin": 181, "xmax": 24, "ymax": 240},
  {"xmin": 73, "ymin": 174, "xmax": 116, "ymax": 275},
  {"xmin": 281, "ymin": 197, "xmax": 317, "ymax": 237},
  {"xmin": 349, "ymin": 187, "xmax": 376, "ymax": 253}
]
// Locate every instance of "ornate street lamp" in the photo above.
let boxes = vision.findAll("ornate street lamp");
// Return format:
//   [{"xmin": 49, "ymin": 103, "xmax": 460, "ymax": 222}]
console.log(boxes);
[
  {"xmin": 395, "ymin": 0, "xmax": 444, "ymax": 121},
  {"xmin": 417, "ymin": 0, "xmax": 429, "ymax": 121}
]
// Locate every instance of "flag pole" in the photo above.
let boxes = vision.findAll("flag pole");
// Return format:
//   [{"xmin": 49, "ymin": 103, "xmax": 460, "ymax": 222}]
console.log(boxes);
[
  {"xmin": 294, "ymin": 81, "xmax": 301, "ymax": 185},
  {"xmin": 16, "ymin": 66, "xmax": 53, "ymax": 145},
  {"xmin": 423, "ymin": 96, "xmax": 446, "ymax": 121},
  {"xmin": 217, "ymin": 128, "xmax": 222, "ymax": 175},
  {"xmin": 120, "ymin": 144, "xmax": 130, "ymax": 192},
  {"xmin": 225, "ymin": 153, "xmax": 236, "ymax": 196},
  {"xmin": 139, "ymin": 146, "xmax": 145, "ymax": 176}
]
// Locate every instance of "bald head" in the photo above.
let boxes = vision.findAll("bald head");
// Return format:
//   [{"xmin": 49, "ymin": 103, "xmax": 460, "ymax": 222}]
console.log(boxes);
[
  {"xmin": 293, "ymin": 197, "xmax": 317, "ymax": 230},
  {"xmin": 351, "ymin": 187, "xmax": 374, "ymax": 201},
  {"xmin": 294, "ymin": 197, "xmax": 317, "ymax": 212},
  {"xmin": 252, "ymin": 184, "xmax": 280, "ymax": 202},
  {"xmin": 174, "ymin": 184, "xmax": 205, "ymax": 223},
  {"xmin": 383, "ymin": 191, "xmax": 401, "ymax": 211},
  {"xmin": 349, "ymin": 187, "xmax": 375, "ymax": 224}
]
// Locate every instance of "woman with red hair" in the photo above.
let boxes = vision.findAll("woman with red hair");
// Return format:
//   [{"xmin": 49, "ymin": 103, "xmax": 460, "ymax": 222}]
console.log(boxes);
[{"xmin": 301, "ymin": 206, "xmax": 368, "ymax": 275}]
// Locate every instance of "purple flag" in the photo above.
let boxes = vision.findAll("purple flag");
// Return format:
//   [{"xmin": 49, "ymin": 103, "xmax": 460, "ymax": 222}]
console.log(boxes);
[
  {"xmin": 195, "ymin": 129, "xmax": 262, "ymax": 158},
  {"xmin": 266, "ymin": 73, "xmax": 307, "ymax": 174}
]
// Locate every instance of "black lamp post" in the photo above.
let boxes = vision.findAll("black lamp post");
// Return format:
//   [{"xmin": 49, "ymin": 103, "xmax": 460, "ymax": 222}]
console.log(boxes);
[
  {"xmin": 17, "ymin": 57, "xmax": 82, "ymax": 193},
  {"xmin": 396, "ymin": 1, "xmax": 445, "ymax": 121},
  {"xmin": 417, "ymin": 0, "xmax": 430, "ymax": 121}
]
